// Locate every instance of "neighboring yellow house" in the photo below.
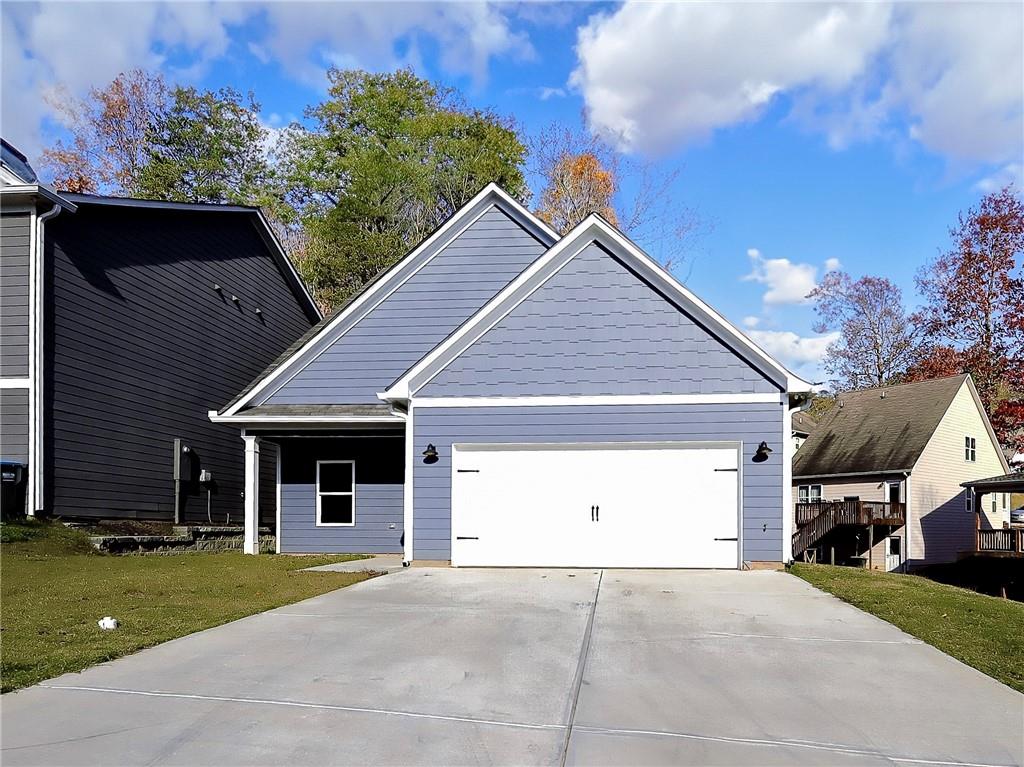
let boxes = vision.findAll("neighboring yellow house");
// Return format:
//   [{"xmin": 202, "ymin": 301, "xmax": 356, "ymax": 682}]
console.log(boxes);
[{"xmin": 792, "ymin": 374, "xmax": 1010, "ymax": 570}]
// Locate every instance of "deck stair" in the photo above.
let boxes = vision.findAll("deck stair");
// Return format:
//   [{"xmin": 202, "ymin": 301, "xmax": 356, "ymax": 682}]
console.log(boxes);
[{"xmin": 793, "ymin": 501, "xmax": 905, "ymax": 560}]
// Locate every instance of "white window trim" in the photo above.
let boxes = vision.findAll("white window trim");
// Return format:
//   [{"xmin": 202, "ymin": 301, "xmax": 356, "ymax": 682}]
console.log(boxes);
[
  {"xmin": 964, "ymin": 436, "xmax": 977, "ymax": 462},
  {"xmin": 798, "ymin": 484, "xmax": 823, "ymax": 503},
  {"xmin": 316, "ymin": 460, "xmax": 356, "ymax": 527}
]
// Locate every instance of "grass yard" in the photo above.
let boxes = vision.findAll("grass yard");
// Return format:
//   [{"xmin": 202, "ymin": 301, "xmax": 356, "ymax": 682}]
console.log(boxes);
[
  {"xmin": 792, "ymin": 563, "xmax": 1024, "ymax": 693},
  {"xmin": 1, "ymin": 520, "xmax": 375, "ymax": 693}
]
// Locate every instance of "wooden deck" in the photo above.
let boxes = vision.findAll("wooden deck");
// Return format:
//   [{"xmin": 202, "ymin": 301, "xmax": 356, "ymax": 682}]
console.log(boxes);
[
  {"xmin": 793, "ymin": 500, "xmax": 906, "ymax": 559},
  {"xmin": 975, "ymin": 528, "xmax": 1024, "ymax": 556}
]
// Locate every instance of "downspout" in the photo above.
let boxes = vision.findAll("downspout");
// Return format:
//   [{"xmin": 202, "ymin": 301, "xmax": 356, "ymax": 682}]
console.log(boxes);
[
  {"xmin": 30, "ymin": 203, "xmax": 63, "ymax": 515},
  {"xmin": 903, "ymin": 470, "xmax": 912, "ymax": 572}
]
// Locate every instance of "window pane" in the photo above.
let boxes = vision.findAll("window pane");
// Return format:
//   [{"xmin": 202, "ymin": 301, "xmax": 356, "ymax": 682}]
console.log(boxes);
[
  {"xmin": 319, "ymin": 462, "xmax": 353, "ymax": 493},
  {"xmin": 799, "ymin": 486, "xmax": 808, "ymax": 502},
  {"xmin": 320, "ymin": 494, "xmax": 353, "ymax": 524},
  {"xmin": 810, "ymin": 486, "xmax": 822, "ymax": 502}
]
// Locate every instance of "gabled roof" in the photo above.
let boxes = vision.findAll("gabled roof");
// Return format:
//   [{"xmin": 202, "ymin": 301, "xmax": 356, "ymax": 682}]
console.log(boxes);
[
  {"xmin": 792, "ymin": 410, "xmax": 818, "ymax": 436},
  {"xmin": 793, "ymin": 374, "xmax": 1006, "ymax": 478},
  {"xmin": 59, "ymin": 193, "xmax": 320, "ymax": 323},
  {"xmin": 1, "ymin": 138, "xmax": 37, "ymax": 183},
  {"xmin": 961, "ymin": 473, "xmax": 1024, "ymax": 493},
  {"xmin": 383, "ymin": 214, "xmax": 813, "ymax": 400},
  {"xmin": 217, "ymin": 183, "xmax": 558, "ymax": 418}
]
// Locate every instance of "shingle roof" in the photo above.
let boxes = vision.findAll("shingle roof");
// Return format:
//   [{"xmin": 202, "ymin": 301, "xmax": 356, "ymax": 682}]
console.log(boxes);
[
  {"xmin": 793, "ymin": 374, "xmax": 969, "ymax": 478},
  {"xmin": 961, "ymin": 473, "xmax": 1024, "ymax": 492},
  {"xmin": 792, "ymin": 410, "xmax": 818, "ymax": 436}
]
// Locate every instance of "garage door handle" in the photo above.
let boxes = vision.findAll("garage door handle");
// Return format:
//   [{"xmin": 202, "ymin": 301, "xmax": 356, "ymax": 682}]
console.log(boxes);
[
  {"xmin": 591, "ymin": 505, "xmax": 595, "ymax": 522},
  {"xmin": 595, "ymin": 505, "xmax": 599, "ymax": 522},
  {"xmin": 456, "ymin": 536, "xmax": 479, "ymax": 540},
  {"xmin": 714, "ymin": 468, "xmax": 738, "ymax": 472},
  {"xmin": 714, "ymin": 537, "xmax": 738, "ymax": 541}
]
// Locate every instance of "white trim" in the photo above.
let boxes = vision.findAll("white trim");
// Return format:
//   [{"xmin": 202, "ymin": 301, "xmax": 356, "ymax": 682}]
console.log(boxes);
[
  {"xmin": 221, "ymin": 184, "xmax": 557, "ymax": 416},
  {"xmin": 208, "ymin": 410, "xmax": 403, "ymax": 425},
  {"xmin": 315, "ymin": 460, "xmax": 356, "ymax": 527},
  {"xmin": 783, "ymin": 402, "xmax": 798, "ymax": 562},
  {"xmin": 0, "ymin": 378, "xmax": 30, "ymax": 388},
  {"xmin": 904, "ymin": 474, "xmax": 912, "ymax": 569},
  {"xmin": 412, "ymin": 393, "xmax": 781, "ymax": 408},
  {"xmin": 25, "ymin": 205, "xmax": 39, "ymax": 516},
  {"xmin": 403, "ymin": 401, "xmax": 414, "ymax": 563},
  {"xmin": 242, "ymin": 433, "xmax": 261, "ymax": 554},
  {"xmin": 384, "ymin": 215, "xmax": 812, "ymax": 401},
  {"xmin": 275, "ymin": 447, "xmax": 282, "ymax": 554}
]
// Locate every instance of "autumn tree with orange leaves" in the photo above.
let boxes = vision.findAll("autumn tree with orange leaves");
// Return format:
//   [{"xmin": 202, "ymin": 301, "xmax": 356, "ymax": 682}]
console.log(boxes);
[{"xmin": 531, "ymin": 125, "xmax": 701, "ymax": 270}]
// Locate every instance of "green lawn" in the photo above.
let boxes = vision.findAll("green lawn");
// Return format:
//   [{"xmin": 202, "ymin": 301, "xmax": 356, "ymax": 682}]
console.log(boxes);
[
  {"xmin": 791, "ymin": 563, "xmax": 1024, "ymax": 692},
  {"xmin": 1, "ymin": 520, "xmax": 375, "ymax": 693}
]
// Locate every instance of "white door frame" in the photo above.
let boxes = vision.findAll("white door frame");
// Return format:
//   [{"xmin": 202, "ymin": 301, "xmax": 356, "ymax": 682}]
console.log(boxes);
[{"xmin": 449, "ymin": 440, "xmax": 744, "ymax": 568}]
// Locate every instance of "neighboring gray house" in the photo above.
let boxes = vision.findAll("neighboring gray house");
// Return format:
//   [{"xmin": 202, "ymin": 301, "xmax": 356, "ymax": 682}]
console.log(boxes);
[
  {"xmin": 0, "ymin": 140, "xmax": 320, "ymax": 522},
  {"xmin": 792, "ymin": 375, "xmax": 1011, "ymax": 570},
  {"xmin": 214, "ymin": 184, "xmax": 814, "ymax": 568}
]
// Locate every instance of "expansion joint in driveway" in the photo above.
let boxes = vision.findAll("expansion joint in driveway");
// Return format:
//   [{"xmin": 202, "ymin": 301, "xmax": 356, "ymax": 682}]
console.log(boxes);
[{"xmin": 559, "ymin": 569, "xmax": 603, "ymax": 767}]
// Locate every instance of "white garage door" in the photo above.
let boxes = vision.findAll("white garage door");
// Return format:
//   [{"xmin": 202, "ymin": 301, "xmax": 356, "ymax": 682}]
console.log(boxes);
[{"xmin": 450, "ymin": 442, "xmax": 739, "ymax": 568}]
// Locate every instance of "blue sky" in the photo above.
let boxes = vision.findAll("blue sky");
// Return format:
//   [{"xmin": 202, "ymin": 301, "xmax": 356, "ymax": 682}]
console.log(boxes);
[{"xmin": 3, "ymin": 1, "xmax": 1022, "ymax": 382}]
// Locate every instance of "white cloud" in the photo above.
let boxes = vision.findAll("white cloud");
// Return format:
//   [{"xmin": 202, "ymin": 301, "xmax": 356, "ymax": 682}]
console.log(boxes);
[
  {"xmin": 975, "ymin": 163, "xmax": 1024, "ymax": 194},
  {"xmin": 539, "ymin": 86, "xmax": 566, "ymax": 101},
  {"xmin": 742, "ymin": 316, "xmax": 760, "ymax": 329},
  {"xmin": 571, "ymin": 3, "xmax": 892, "ymax": 153},
  {"xmin": 742, "ymin": 248, "xmax": 818, "ymax": 306},
  {"xmin": 1, "ymin": 1, "xmax": 530, "ymax": 162},
  {"xmin": 570, "ymin": 2, "xmax": 1023, "ymax": 174},
  {"xmin": 824, "ymin": 257, "xmax": 841, "ymax": 272},
  {"xmin": 748, "ymin": 329, "xmax": 840, "ymax": 367}
]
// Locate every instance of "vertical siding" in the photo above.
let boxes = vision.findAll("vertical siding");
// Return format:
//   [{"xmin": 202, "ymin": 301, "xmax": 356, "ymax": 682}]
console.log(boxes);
[
  {"xmin": 45, "ymin": 206, "xmax": 314, "ymax": 521},
  {"xmin": 413, "ymin": 402, "xmax": 785, "ymax": 562},
  {"xmin": 277, "ymin": 435, "xmax": 404, "ymax": 553},
  {"xmin": 0, "ymin": 388, "xmax": 29, "ymax": 463},
  {"xmin": 1, "ymin": 213, "xmax": 31, "ymax": 378},
  {"xmin": 909, "ymin": 383, "xmax": 1008, "ymax": 565},
  {"xmin": 421, "ymin": 243, "xmax": 775, "ymax": 396},
  {"xmin": 263, "ymin": 207, "xmax": 547, "ymax": 405}
]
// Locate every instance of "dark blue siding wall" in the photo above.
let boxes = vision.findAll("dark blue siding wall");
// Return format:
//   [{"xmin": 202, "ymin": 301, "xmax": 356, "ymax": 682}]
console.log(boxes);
[
  {"xmin": 278, "ymin": 436, "xmax": 404, "ymax": 553},
  {"xmin": 421, "ymin": 243, "xmax": 775, "ymax": 396},
  {"xmin": 45, "ymin": 206, "xmax": 315, "ymax": 521},
  {"xmin": 1, "ymin": 213, "xmax": 31, "ymax": 379},
  {"xmin": 263, "ymin": 207, "xmax": 547, "ymax": 405},
  {"xmin": 413, "ymin": 403, "xmax": 785, "ymax": 562}
]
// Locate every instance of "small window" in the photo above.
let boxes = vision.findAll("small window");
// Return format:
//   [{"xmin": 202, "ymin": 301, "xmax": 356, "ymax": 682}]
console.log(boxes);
[
  {"xmin": 965, "ymin": 489, "xmax": 974, "ymax": 514},
  {"xmin": 317, "ymin": 461, "xmax": 355, "ymax": 526},
  {"xmin": 888, "ymin": 537, "xmax": 901, "ymax": 556},
  {"xmin": 964, "ymin": 436, "xmax": 976, "ymax": 462},
  {"xmin": 799, "ymin": 485, "xmax": 822, "ymax": 502}
]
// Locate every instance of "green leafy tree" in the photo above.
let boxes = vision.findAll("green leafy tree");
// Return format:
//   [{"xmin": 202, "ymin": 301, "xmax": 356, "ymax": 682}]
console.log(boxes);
[
  {"xmin": 135, "ymin": 86, "xmax": 270, "ymax": 205},
  {"xmin": 280, "ymin": 68, "xmax": 529, "ymax": 309}
]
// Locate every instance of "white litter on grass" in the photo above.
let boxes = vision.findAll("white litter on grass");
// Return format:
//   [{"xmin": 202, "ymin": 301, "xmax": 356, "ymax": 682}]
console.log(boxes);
[{"xmin": 97, "ymin": 617, "xmax": 119, "ymax": 630}]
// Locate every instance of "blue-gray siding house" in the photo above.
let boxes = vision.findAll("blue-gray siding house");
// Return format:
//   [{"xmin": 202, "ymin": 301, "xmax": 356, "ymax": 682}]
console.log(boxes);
[{"xmin": 215, "ymin": 185, "xmax": 813, "ymax": 567}]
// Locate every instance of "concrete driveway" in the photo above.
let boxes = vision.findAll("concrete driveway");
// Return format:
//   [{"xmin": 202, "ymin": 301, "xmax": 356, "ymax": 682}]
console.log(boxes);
[{"xmin": 2, "ymin": 569, "xmax": 1021, "ymax": 766}]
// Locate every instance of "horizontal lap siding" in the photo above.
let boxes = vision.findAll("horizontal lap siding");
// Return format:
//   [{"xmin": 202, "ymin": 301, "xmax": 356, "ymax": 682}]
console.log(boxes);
[
  {"xmin": 1, "ymin": 213, "xmax": 31, "ymax": 378},
  {"xmin": 46, "ymin": 207, "xmax": 313, "ymax": 521},
  {"xmin": 413, "ymin": 403, "xmax": 785, "ymax": 562},
  {"xmin": 278, "ymin": 437, "xmax": 404, "ymax": 553},
  {"xmin": 264, "ymin": 207, "xmax": 546, "ymax": 405},
  {"xmin": 421, "ymin": 243, "xmax": 776, "ymax": 397},
  {"xmin": 0, "ymin": 388, "xmax": 29, "ymax": 463}
]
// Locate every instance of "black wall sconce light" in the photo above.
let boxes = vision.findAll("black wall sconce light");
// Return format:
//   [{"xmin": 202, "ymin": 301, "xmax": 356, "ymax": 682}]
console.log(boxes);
[
  {"xmin": 422, "ymin": 443, "xmax": 439, "ymax": 464},
  {"xmin": 753, "ymin": 441, "xmax": 773, "ymax": 463}
]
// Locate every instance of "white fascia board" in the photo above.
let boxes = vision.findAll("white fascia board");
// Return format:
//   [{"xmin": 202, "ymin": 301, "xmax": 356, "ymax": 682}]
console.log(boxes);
[
  {"xmin": 412, "ymin": 393, "xmax": 783, "ymax": 408},
  {"xmin": 222, "ymin": 184, "xmax": 557, "ymax": 416},
  {"xmin": 208, "ymin": 410, "xmax": 403, "ymax": 425},
  {"xmin": 385, "ymin": 214, "xmax": 810, "ymax": 401}
]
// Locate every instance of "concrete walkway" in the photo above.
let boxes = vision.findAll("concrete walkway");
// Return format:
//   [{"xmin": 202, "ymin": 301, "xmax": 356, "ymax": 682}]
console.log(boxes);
[
  {"xmin": 302, "ymin": 553, "xmax": 406, "ymax": 574},
  {"xmin": 2, "ymin": 570, "xmax": 1021, "ymax": 766}
]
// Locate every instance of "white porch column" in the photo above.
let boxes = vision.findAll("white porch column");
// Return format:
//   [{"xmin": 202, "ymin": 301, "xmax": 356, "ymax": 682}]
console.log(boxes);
[{"xmin": 242, "ymin": 433, "xmax": 261, "ymax": 555}]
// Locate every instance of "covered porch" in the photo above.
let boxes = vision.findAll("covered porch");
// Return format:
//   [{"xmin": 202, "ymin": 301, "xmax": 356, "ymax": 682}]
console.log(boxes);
[
  {"xmin": 209, "ymin": 405, "xmax": 407, "ymax": 555},
  {"xmin": 961, "ymin": 473, "xmax": 1024, "ymax": 558}
]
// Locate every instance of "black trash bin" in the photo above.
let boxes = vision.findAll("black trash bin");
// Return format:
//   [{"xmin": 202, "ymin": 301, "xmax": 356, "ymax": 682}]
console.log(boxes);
[{"xmin": 1, "ymin": 459, "xmax": 27, "ymax": 521}]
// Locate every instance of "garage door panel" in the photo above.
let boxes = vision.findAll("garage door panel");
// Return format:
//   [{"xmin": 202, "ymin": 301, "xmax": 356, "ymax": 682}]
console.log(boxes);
[{"xmin": 451, "ymin": 443, "xmax": 739, "ymax": 568}]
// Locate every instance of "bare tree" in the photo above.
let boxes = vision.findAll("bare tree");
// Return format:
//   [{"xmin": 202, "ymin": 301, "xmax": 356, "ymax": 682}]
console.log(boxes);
[{"xmin": 809, "ymin": 272, "xmax": 923, "ymax": 390}]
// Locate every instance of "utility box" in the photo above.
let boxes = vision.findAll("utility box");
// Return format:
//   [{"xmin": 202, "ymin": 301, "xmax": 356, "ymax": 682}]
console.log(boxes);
[{"xmin": 0, "ymin": 459, "xmax": 27, "ymax": 521}]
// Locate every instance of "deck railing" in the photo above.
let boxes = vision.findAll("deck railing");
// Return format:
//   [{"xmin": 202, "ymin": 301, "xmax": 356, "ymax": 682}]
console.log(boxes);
[
  {"xmin": 793, "ymin": 500, "xmax": 906, "ymax": 558},
  {"xmin": 977, "ymin": 528, "xmax": 1024, "ymax": 554}
]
